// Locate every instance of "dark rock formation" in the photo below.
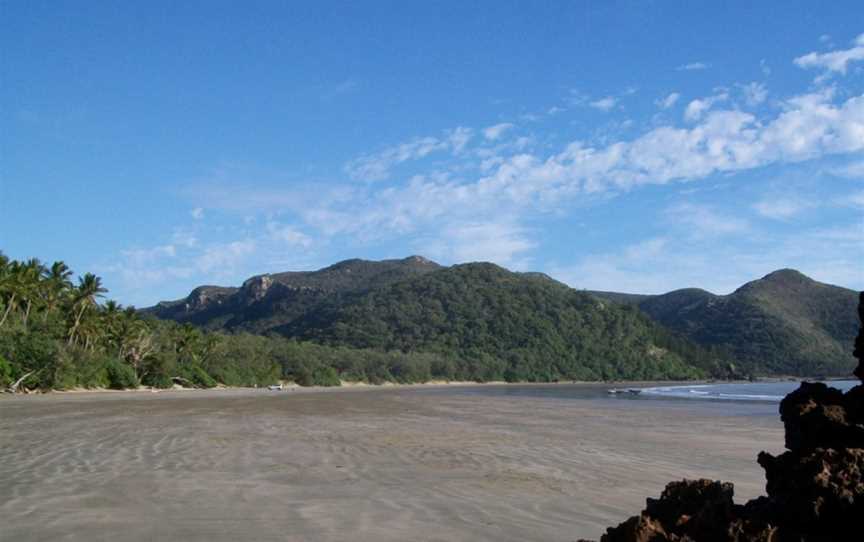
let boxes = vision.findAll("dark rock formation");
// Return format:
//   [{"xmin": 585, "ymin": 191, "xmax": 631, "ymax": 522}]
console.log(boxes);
[
  {"xmin": 593, "ymin": 292, "xmax": 864, "ymax": 542},
  {"xmin": 855, "ymin": 292, "xmax": 864, "ymax": 382},
  {"xmin": 777, "ymin": 381, "xmax": 864, "ymax": 451}
]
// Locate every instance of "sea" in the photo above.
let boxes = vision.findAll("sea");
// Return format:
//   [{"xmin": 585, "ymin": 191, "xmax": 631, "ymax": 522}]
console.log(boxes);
[
  {"xmin": 424, "ymin": 379, "xmax": 859, "ymax": 407},
  {"xmin": 637, "ymin": 380, "xmax": 859, "ymax": 402}
]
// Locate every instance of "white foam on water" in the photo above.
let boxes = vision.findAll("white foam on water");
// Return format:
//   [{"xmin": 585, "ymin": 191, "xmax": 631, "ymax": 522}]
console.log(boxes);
[{"xmin": 638, "ymin": 380, "xmax": 858, "ymax": 403}]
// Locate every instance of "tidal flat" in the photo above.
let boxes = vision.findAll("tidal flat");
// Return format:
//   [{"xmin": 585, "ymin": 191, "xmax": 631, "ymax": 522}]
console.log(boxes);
[{"xmin": 0, "ymin": 385, "xmax": 782, "ymax": 541}]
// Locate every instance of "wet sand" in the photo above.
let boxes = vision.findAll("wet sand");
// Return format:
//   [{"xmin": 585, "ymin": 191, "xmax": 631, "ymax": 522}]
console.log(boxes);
[{"xmin": 0, "ymin": 385, "xmax": 783, "ymax": 541}]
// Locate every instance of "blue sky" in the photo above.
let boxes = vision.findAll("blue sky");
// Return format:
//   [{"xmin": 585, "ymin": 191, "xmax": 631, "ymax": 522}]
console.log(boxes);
[{"xmin": 2, "ymin": 1, "xmax": 863, "ymax": 306}]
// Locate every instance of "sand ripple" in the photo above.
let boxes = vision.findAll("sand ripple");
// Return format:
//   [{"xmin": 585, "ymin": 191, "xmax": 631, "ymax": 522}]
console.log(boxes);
[{"xmin": 0, "ymin": 387, "xmax": 782, "ymax": 541}]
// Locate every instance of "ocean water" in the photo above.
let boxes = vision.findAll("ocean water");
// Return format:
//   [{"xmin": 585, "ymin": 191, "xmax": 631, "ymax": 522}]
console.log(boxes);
[
  {"xmin": 424, "ymin": 379, "xmax": 859, "ymax": 406},
  {"xmin": 638, "ymin": 380, "xmax": 859, "ymax": 402}
]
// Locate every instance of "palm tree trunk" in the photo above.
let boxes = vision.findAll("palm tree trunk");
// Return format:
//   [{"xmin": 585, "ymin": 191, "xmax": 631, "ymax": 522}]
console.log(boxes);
[
  {"xmin": 67, "ymin": 302, "xmax": 88, "ymax": 345},
  {"xmin": 0, "ymin": 293, "xmax": 16, "ymax": 328},
  {"xmin": 7, "ymin": 370, "xmax": 36, "ymax": 393},
  {"xmin": 22, "ymin": 299, "xmax": 31, "ymax": 328}
]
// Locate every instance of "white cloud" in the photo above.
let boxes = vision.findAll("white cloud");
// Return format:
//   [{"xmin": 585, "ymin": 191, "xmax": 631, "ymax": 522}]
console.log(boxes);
[
  {"xmin": 420, "ymin": 219, "xmax": 535, "ymax": 268},
  {"xmin": 448, "ymin": 127, "xmax": 473, "ymax": 154},
  {"xmin": 195, "ymin": 240, "xmax": 257, "ymax": 273},
  {"xmin": 483, "ymin": 122, "xmax": 514, "ymax": 141},
  {"xmin": 551, "ymin": 220, "xmax": 864, "ymax": 294},
  {"xmin": 198, "ymin": 89, "xmax": 864, "ymax": 249},
  {"xmin": 677, "ymin": 62, "xmax": 709, "ymax": 71},
  {"xmin": 121, "ymin": 244, "xmax": 177, "ymax": 267},
  {"xmin": 656, "ymin": 92, "xmax": 680, "ymax": 109},
  {"xmin": 829, "ymin": 160, "xmax": 864, "ymax": 180},
  {"xmin": 753, "ymin": 198, "xmax": 810, "ymax": 220},
  {"xmin": 322, "ymin": 78, "xmax": 359, "ymax": 100},
  {"xmin": 666, "ymin": 203, "xmax": 750, "ymax": 238},
  {"xmin": 266, "ymin": 222, "xmax": 313, "ymax": 247},
  {"xmin": 171, "ymin": 230, "xmax": 198, "ymax": 248},
  {"xmin": 841, "ymin": 190, "xmax": 864, "ymax": 208},
  {"xmin": 684, "ymin": 92, "xmax": 728, "ymax": 121},
  {"xmin": 739, "ymin": 82, "xmax": 768, "ymax": 107},
  {"xmin": 344, "ymin": 127, "xmax": 473, "ymax": 181},
  {"xmin": 190, "ymin": 207, "xmax": 204, "ymax": 220},
  {"xmin": 794, "ymin": 33, "xmax": 864, "ymax": 76},
  {"xmin": 590, "ymin": 97, "xmax": 618, "ymax": 111},
  {"xmin": 264, "ymin": 90, "xmax": 864, "ymax": 251}
]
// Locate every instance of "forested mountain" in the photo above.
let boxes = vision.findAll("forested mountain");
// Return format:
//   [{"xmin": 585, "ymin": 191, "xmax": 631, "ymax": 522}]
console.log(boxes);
[
  {"xmin": 279, "ymin": 263, "xmax": 713, "ymax": 381},
  {"xmin": 144, "ymin": 256, "xmax": 441, "ymax": 332},
  {"xmin": 150, "ymin": 258, "xmax": 859, "ymax": 379},
  {"xmin": 148, "ymin": 259, "xmax": 736, "ymax": 381},
  {"xmin": 589, "ymin": 269, "xmax": 859, "ymax": 376}
]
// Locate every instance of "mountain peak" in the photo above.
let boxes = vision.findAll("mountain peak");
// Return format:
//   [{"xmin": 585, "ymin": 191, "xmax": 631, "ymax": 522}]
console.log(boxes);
[
  {"xmin": 761, "ymin": 268, "xmax": 811, "ymax": 284},
  {"xmin": 403, "ymin": 255, "xmax": 433, "ymax": 264}
]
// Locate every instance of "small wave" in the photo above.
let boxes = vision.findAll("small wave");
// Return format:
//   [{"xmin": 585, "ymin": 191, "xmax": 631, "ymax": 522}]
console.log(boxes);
[{"xmin": 637, "ymin": 380, "xmax": 858, "ymax": 403}]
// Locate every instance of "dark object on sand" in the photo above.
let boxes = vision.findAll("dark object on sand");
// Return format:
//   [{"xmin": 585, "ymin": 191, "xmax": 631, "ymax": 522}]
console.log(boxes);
[{"xmin": 586, "ymin": 292, "xmax": 864, "ymax": 542}]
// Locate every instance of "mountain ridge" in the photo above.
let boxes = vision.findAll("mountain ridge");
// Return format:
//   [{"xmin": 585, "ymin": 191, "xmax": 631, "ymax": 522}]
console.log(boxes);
[
  {"xmin": 589, "ymin": 269, "xmax": 858, "ymax": 376},
  {"xmin": 145, "ymin": 258, "xmax": 859, "ymax": 377}
]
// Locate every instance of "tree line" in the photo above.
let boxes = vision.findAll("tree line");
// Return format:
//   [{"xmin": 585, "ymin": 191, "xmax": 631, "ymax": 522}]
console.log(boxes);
[
  {"xmin": 1, "ymin": 253, "xmax": 727, "ymax": 392},
  {"xmin": 0, "ymin": 253, "xmax": 513, "ymax": 391}
]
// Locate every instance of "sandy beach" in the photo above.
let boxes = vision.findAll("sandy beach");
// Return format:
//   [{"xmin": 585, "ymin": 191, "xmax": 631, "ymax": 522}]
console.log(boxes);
[{"xmin": 0, "ymin": 385, "xmax": 783, "ymax": 541}]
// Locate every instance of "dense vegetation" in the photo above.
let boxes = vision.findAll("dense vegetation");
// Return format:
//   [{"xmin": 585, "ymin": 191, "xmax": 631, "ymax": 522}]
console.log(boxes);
[
  {"xmin": 145, "ymin": 256, "xmax": 442, "ymax": 332},
  {"xmin": 590, "ymin": 269, "xmax": 859, "ymax": 376},
  {"xmin": 0, "ymin": 252, "xmax": 449, "ymax": 391},
  {"xmin": 281, "ymin": 263, "xmax": 722, "ymax": 381},
  {"xmin": 1, "ymin": 253, "xmax": 732, "ymax": 391}
]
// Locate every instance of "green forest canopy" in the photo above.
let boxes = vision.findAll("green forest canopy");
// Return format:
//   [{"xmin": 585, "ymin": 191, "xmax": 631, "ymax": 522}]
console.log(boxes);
[{"xmin": 0, "ymin": 253, "xmax": 734, "ymax": 391}]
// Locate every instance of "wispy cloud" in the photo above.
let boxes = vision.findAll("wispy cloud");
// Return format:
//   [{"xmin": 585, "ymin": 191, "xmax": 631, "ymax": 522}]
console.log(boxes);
[
  {"xmin": 266, "ymin": 221, "xmax": 313, "ymax": 247},
  {"xmin": 419, "ymin": 219, "xmax": 535, "ymax": 268},
  {"xmin": 738, "ymin": 82, "xmax": 768, "ymax": 107},
  {"xmin": 156, "ymin": 40, "xmax": 864, "ymax": 297},
  {"xmin": 196, "ymin": 239, "xmax": 257, "ymax": 273},
  {"xmin": 322, "ymin": 78, "xmax": 360, "ymax": 100},
  {"xmin": 843, "ymin": 190, "xmax": 864, "ymax": 208},
  {"xmin": 753, "ymin": 198, "xmax": 811, "ymax": 220},
  {"xmin": 589, "ymin": 96, "xmax": 617, "ymax": 111},
  {"xmin": 684, "ymin": 91, "xmax": 729, "ymax": 121},
  {"xmin": 676, "ymin": 61, "xmax": 709, "ymax": 71},
  {"xmin": 482, "ymin": 122, "xmax": 514, "ymax": 140},
  {"xmin": 666, "ymin": 203, "xmax": 750, "ymax": 239},
  {"xmin": 829, "ymin": 160, "xmax": 864, "ymax": 180},
  {"xmin": 345, "ymin": 127, "xmax": 473, "ymax": 181},
  {"xmin": 656, "ymin": 92, "xmax": 680, "ymax": 109},
  {"xmin": 550, "ymin": 220, "xmax": 863, "ymax": 295},
  {"xmin": 794, "ymin": 33, "xmax": 864, "ymax": 77}
]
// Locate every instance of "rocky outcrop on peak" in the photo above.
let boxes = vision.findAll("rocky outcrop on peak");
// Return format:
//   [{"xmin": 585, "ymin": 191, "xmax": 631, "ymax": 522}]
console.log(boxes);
[
  {"xmin": 241, "ymin": 274, "xmax": 273, "ymax": 302},
  {"xmin": 142, "ymin": 257, "xmax": 442, "ymax": 332},
  {"xmin": 589, "ymin": 292, "xmax": 864, "ymax": 542}
]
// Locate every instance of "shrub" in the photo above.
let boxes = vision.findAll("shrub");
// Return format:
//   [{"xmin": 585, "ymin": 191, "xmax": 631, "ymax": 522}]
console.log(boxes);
[
  {"xmin": 187, "ymin": 365, "xmax": 217, "ymax": 388},
  {"xmin": 0, "ymin": 354, "xmax": 12, "ymax": 387},
  {"xmin": 105, "ymin": 358, "xmax": 139, "ymax": 389}
]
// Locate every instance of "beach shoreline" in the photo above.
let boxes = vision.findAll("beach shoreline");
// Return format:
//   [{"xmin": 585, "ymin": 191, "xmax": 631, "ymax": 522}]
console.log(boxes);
[
  {"xmin": 2, "ymin": 381, "xmax": 782, "ymax": 541},
  {"xmin": 2, "ymin": 375, "xmax": 807, "ymax": 399}
]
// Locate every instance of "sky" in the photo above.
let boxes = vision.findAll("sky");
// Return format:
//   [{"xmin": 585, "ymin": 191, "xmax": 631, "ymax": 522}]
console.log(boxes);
[{"xmin": 2, "ymin": 1, "xmax": 863, "ymax": 307}]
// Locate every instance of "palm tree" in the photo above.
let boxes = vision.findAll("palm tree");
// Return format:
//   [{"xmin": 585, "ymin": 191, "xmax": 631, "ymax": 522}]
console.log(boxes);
[
  {"xmin": 67, "ymin": 273, "xmax": 108, "ymax": 345},
  {"xmin": 110, "ymin": 310, "xmax": 155, "ymax": 380},
  {"xmin": 19, "ymin": 258, "xmax": 46, "ymax": 327},
  {"xmin": 0, "ymin": 260, "xmax": 24, "ymax": 328},
  {"xmin": 41, "ymin": 261, "xmax": 73, "ymax": 321}
]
